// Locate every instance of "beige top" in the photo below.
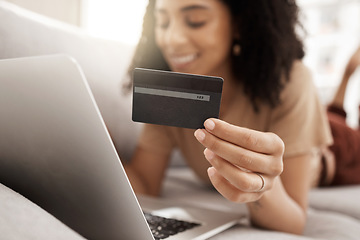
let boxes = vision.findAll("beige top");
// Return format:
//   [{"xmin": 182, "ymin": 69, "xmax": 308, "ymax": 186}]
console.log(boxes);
[{"xmin": 137, "ymin": 61, "xmax": 333, "ymax": 183}]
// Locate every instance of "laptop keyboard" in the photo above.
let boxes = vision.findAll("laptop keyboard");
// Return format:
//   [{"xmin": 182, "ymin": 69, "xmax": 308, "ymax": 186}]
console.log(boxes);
[{"xmin": 144, "ymin": 212, "xmax": 201, "ymax": 239}]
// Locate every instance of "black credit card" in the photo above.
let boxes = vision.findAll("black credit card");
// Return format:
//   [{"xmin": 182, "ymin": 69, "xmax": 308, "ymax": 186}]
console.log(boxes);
[{"xmin": 132, "ymin": 68, "xmax": 223, "ymax": 129}]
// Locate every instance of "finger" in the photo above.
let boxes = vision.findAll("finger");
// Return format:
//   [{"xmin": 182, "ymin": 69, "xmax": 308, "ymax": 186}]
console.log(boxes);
[
  {"xmin": 204, "ymin": 148, "xmax": 268, "ymax": 192},
  {"xmin": 204, "ymin": 118, "xmax": 284, "ymax": 156},
  {"xmin": 195, "ymin": 129, "xmax": 283, "ymax": 176},
  {"xmin": 207, "ymin": 167, "xmax": 262, "ymax": 203}
]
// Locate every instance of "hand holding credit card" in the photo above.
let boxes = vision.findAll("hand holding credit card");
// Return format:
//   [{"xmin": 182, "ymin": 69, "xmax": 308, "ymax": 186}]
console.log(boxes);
[{"xmin": 132, "ymin": 68, "xmax": 223, "ymax": 129}]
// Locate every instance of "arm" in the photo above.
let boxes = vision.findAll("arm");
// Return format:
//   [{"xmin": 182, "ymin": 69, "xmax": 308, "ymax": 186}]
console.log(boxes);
[
  {"xmin": 247, "ymin": 153, "xmax": 314, "ymax": 234},
  {"xmin": 124, "ymin": 146, "xmax": 170, "ymax": 196},
  {"xmin": 331, "ymin": 45, "xmax": 360, "ymax": 108},
  {"xmin": 194, "ymin": 118, "xmax": 313, "ymax": 234},
  {"xmin": 344, "ymin": 45, "xmax": 360, "ymax": 77}
]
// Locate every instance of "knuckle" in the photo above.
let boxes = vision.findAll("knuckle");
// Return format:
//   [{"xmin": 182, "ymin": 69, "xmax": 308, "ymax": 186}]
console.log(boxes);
[
  {"xmin": 243, "ymin": 132, "xmax": 255, "ymax": 146},
  {"xmin": 268, "ymin": 133, "xmax": 285, "ymax": 155},
  {"xmin": 241, "ymin": 153, "xmax": 254, "ymax": 169},
  {"xmin": 277, "ymin": 140, "xmax": 285, "ymax": 155},
  {"xmin": 269, "ymin": 160, "xmax": 283, "ymax": 175},
  {"xmin": 278, "ymin": 161, "xmax": 284, "ymax": 174},
  {"xmin": 265, "ymin": 133, "xmax": 284, "ymax": 175}
]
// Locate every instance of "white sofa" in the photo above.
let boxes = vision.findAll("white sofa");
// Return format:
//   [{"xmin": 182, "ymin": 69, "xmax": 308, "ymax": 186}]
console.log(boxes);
[{"xmin": 1, "ymin": 1, "xmax": 360, "ymax": 239}]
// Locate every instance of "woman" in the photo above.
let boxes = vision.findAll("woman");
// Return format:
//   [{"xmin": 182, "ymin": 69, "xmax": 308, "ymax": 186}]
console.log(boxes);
[{"xmin": 125, "ymin": 0, "xmax": 332, "ymax": 234}]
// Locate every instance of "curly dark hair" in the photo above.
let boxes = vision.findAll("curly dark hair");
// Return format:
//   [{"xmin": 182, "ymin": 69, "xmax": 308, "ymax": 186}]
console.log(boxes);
[{"xmin": 126, "ymin": 0, "xmax": 305, "ymax": 111}]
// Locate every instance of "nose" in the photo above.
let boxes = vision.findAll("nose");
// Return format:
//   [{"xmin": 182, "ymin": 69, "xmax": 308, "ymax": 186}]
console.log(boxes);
[{"xmin": 164, "ymin": 21, "xmax": 188, "ymax": 49}]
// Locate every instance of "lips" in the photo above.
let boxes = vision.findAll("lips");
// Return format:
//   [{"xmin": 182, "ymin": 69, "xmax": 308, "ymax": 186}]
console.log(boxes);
[{"xmin": 167, "ymin": 53, "xmax": 198, "ymax": 70}]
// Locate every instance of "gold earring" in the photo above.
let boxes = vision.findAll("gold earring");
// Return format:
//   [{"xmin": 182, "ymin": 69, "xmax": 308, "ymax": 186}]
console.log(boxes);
[{"xmin": 233, "ymin": 43, "xmax": 241, "ymax": 56}]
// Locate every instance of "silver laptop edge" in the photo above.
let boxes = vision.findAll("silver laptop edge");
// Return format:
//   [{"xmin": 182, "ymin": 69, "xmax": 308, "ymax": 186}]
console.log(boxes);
[{"xmin": 0, "ymin": 55, "xmax": 154, "ymax": 239}]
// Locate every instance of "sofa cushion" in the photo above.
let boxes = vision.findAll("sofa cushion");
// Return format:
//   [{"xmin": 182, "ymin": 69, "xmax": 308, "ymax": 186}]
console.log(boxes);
[
  {"xmin": 164, "ymin": 168, "xmax": 360, "ymax": 240},
  {"xmin": 0, "ymin": 183, "xmax": 85, "ymax": 240},
  {"xmin": 309, "ymin": 185, "xmax": 360, "ymax": 220},
  {"xmin": 304, "ymin": 208, "xmax": 360, "ymax": 240}
]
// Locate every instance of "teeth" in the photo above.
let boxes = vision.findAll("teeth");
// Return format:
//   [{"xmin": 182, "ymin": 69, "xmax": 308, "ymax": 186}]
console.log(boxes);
[{"xmin": 171, "ymin": 54, "xmax": 196, "ymax": 64}]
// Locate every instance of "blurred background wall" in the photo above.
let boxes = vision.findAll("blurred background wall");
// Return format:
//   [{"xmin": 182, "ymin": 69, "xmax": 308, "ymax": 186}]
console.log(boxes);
[
  {"xmin": 298, "ymin": 0, "xmax": 360, "ymax": 127},
  {"xmin": 3, "ymin": 0, "xmax": 82, "ymax": 26}
]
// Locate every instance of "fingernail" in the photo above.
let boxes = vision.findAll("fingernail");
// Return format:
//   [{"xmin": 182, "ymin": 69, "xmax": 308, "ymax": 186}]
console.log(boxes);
[
  {"xmin": 204, "ymin": 119, "xmax": 215, "ymax": 131},
  {"xmin": 207, "ymin": 167, "xmax": 216, "ymax": 177},
  {"xmin": 204, "ymin": 148, "xmax": 215, "ymax": 161},
  {"xmin": 194, "ymin": 129, "xmax": 205, "ymax": 141}
]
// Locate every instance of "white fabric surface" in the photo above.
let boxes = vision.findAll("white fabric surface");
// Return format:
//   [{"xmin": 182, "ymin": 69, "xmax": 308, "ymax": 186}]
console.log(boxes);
[
  {"xmin": 0, "ymin": 183, "xmax": 84, "ymax": 240},
  {"xmin": 163, "ymin": 168, "xmax": 360, "ymax": 240}
]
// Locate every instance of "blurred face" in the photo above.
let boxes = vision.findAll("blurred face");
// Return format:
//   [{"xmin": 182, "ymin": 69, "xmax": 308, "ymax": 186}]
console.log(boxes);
[{"xmin": 154, "ymin": 0, "xmax": 234, "ymax": 77}]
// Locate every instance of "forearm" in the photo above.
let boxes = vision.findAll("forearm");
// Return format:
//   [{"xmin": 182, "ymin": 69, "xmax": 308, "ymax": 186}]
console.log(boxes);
[
  {"xmin": 124, "ymin": 165, "xmax": 152, "ymax": 196},
  {"xmin": 123, "ymin": 145, "xmax": 171, "ymax": 196},
  {"xmin": 331, "ymin": 73, "xmax": 351, "ymax": 107},
  {"xmin": 332, "ymin": 49, "xmax": 360, "ymax": 107},
  {"xmin": 247, "ymin": 177, "xmax": 306, "ymax": 235}
]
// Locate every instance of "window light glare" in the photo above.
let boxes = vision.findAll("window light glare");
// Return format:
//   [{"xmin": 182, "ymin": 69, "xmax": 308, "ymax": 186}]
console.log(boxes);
[{"xmin": 83, "ymin": 0, "xmax": 147, "ymax": 45}]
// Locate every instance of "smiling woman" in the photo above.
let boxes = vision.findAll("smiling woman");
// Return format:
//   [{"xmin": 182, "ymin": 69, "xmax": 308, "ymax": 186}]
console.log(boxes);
[
  {"xmin": 81, "ymin": 0, "xmax": 147, "ymax": 45},
  {"xmin": 153, "ymin": 0, "xmax": 233, "ymax": 76},
  {"xmin": 124, "ymin": 0, "xmax": 333, "ymax": 235}
]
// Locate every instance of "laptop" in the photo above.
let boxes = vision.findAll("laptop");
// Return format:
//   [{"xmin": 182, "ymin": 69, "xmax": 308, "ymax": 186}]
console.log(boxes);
[{"xmin": 0, "ymin": 55, "xmax": 241, "ymax": 240}]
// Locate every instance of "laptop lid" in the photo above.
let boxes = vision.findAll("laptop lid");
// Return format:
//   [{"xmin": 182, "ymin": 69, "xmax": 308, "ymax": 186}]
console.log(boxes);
[{"xmin": 0, "ymin": 55, "xmax": 154, "ymax": 240}]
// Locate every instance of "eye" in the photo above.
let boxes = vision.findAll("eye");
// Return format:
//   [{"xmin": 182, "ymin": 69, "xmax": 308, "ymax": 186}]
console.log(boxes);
[
  {"xmin": 185, "ymin": 13, "xmax": 208, "ymax": 29},
  {"xmin": 157, "ymin": 21, "xmax": 169, "ymax": 29},
  {"xmin": 186, "ymin": 20, "xmax": 206, "ymax": 28}
]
